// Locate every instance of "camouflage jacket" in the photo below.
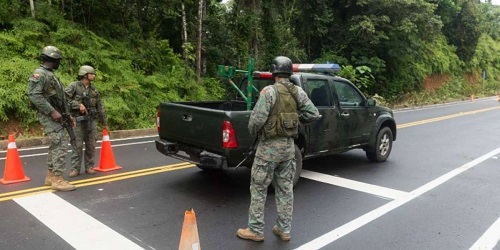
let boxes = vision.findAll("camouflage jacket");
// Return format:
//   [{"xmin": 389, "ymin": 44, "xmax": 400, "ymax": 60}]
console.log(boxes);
[
  {"xmin": 64, "ymin": 81, "xmax": 107, "ymax": 127},
  {"xmin": 248, "ymin": 79, "xmax": 320, "ymax": 162},
  {"xmin": 28, "ymin": 65, "xmax": 69, "ymax": 133}
]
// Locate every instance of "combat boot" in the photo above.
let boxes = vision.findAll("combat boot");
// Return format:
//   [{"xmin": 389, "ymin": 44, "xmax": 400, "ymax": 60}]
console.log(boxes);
[
  {"xmin": 236, "ymin": 228, "xmax": 264, "ymax": 242},
  {"xmin": 69, "ymin": 169, "xmax": 79, "ymax": 178},
  {"xmin": 85, "ymin": 168, "xmax": 96, "ymax": 175},
  {"xmin": 273, "ymin": 225, "xmax": 291, "ymax": 241},
  {"xmin": 44, "ymin": 170, "xmax": 53, "ymax": 186},
  {"xmin": 51, "ymin": 175, "xmax": 76, "ymax": 191}
]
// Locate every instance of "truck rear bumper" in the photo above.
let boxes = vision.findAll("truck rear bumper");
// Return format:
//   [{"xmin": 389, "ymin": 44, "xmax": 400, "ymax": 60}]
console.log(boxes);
[{"xmin": 155, "ymin": 139, "xmax": 228, "ymax": 170}]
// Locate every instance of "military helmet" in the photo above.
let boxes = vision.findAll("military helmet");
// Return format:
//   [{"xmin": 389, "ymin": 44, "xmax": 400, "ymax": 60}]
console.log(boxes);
[
  {"xmin": 270, "ymin": 56, "xmax": 293, "ymax": 75},
  {"xmin": 78, "ymin": 65, "xmax": 96, "ymax": 76},
  {"xmin": 41, "ymin": 46, "xmax": 62, "ymax": 60}
]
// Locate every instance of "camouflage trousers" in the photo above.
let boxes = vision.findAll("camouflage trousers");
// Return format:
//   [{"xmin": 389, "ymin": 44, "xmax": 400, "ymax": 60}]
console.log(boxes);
[
  {"xmin": 70, "ymin": 120, "xmax": 97, "ymax": 171},
  {"xmin": 248, "ymin": 157, "xmax": 296, "ymax": 235},
  {"xmin": 38, "ymin": 112, "xmax": 67, "ymax": 176},
  {"xmin": 46, "ymin": 129, "xmax": 68, "ymax": 176}
]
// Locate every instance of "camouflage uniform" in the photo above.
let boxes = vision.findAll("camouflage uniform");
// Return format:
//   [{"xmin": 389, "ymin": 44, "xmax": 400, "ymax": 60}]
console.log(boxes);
[
  {"xmin": 246, "ymin": 78, "xmax": 320, "ymax": 236},
  {"xmin": 28, "ymin": 65, "xmax": 69, "ymax": 177},
  {"xmin": 64, "ymin": 81, "xmax": 107, "ymax": 173}
]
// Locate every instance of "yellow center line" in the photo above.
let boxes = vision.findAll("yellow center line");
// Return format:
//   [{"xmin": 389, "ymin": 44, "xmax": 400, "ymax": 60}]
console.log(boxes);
[
  {"xmin": 0, "ymin": 163, "xmax": 194, "ymax": 202},
  {"xmin": 1, "ymin": 106, "xmax": 498, "ymax": 201},
  {"xmin": 397, "ymin": 106, "xmax": 500, "ymax": 129}
]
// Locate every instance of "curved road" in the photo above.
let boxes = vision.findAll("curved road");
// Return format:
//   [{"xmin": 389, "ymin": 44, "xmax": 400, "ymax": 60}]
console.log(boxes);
[{"xmin": 0, "ymin": 97, "xmax": 499, "ymax": 250}]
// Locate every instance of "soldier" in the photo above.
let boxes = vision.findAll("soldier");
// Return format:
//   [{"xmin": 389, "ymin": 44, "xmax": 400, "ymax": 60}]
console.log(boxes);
[
  {"xmin": 64, "ymin": 65, "xmax": 108, "ymax": 177},
  {"xmin": 237, "ymin": 56, "xmax": 320, "ymax": 241},
  {"xmin": 28, "ymin": 45, "xmax": 76, "ymax": 191}
]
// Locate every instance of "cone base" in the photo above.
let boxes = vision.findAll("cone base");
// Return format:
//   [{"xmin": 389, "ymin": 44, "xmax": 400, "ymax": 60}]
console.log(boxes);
[
  {"xmin": 0, "ymin": 176, "xmax": 31, "ymax": 185},
  {"xmin": 94, "ymin": 166, "xmax": 122, "ymax": 172}
]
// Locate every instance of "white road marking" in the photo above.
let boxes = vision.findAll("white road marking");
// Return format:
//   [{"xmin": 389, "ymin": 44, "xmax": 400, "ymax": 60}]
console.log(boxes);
[
  {"xmin": 300, "ymin": 170, "xmax": 408, "ymax": 200},
  {"xmin": 295, "ymin": 146, "xmax": 500, "ymax": 250},
  {"xmin": 14, "ymin": 192, "xmax": 144, "ymax": 250},
  {"xmin": 469, "ymin": 216, "xmax": 500, "ymax": 250},
  {"xmin": 0, "ymin": 140, "xmax": 154, "ymax": 160}
]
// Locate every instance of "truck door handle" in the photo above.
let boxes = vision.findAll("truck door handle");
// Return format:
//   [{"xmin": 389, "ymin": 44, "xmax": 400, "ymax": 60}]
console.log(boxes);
[
  {"xmin": 182, "ymin": 114, "xmax": 192, "ymax": 121},
  {"xmin": 341, "ymin": 112, "xmax": 350, "ymax": 117}
]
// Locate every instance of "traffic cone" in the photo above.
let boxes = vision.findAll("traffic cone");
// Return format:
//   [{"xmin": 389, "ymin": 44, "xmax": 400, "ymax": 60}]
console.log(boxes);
[
  {"xmin": 0, "ymin": 135, "xmax": 31, "ymax": 184},
  {"xmin": 94, "ymin": 129, "xmax": 122, "ymax": 172},
  {"xmin": 179, "ymin": 209, "xmax": 201, "ymax": 250}
]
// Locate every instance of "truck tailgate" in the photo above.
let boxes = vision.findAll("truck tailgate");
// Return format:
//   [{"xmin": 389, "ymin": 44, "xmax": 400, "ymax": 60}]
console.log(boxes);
[{"xmin": 159, "ymin": 102, "xmax": 232, "ymax": 154}]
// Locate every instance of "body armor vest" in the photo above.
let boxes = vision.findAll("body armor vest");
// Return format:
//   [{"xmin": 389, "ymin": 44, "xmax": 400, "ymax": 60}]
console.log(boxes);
[{"xmin": 263, "ymin": 81, "xmax": 300, "ymax": 139}]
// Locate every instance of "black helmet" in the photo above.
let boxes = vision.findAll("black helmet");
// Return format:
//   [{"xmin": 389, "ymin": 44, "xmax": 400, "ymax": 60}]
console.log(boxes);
[
  {"xmin": 78, "ymin": 65, "xmax": 96, "ymax": 76},
  {"xmin": 41, "ymin": 46, "xmax": 62, "ymax": 60},
  {"xmin": 270, "ymin": 56, "xmax": 293, "ymax": 76}
]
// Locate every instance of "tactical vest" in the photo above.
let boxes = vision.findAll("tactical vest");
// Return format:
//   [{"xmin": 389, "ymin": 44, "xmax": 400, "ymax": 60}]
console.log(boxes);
[{"xmin": 263, "ymin": 81, "xmax": 300, "ymax": 139}]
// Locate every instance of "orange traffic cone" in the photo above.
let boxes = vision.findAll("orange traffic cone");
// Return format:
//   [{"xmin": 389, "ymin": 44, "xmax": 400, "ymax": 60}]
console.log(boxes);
[
  {"xmin": 179, "ymin": 209, "xmax": 201, "ymax": 250},
  {"xmin": 94, "ymin": 129, "xmax": 122, "ymax": 172},
  {"xmin": 0, "ymin": 135, "xmax": 30, "ymax": 184}
]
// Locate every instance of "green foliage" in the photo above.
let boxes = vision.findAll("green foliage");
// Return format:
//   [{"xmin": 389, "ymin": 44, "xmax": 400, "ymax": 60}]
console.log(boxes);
[
  {"xmin": 337, "ymin": 65, "xmax": 375, "ymax": 93},
  {"xmin": 0, "ymin": 17, "xmax": 227, "ymax": 135}
]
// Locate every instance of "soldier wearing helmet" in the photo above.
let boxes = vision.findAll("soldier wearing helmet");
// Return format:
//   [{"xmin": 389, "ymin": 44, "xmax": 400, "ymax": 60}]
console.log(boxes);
[
  {"xmin": 237, "ymin": 56, "xmax": 320, "ymax": 242},
  {"xmin": 64, "ymin": 65, "xmax": 108, "ymax": 178},
  {"xmin": 27, "ymin": 45, "xmax": 76, "ymax": 191}
]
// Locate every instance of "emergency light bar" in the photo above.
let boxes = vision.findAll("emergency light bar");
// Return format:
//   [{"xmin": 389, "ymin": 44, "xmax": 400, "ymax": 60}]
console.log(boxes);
[
  {"xmin": 293, "ymin": 63, "xmax": 340, "ymax": 73},
  {"xmin": 252, "ymin": 71, "xmax": 273, "ymax": 79}
]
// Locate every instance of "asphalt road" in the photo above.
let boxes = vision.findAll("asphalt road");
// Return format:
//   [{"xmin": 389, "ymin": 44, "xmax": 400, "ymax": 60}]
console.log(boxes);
[{"xmin": 0, "ymin": 97, "xmax": 499, "ymax": 250}]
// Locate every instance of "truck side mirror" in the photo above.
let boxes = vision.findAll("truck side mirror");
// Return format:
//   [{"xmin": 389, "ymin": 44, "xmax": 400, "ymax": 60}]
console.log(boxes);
[{"xmin": 366, "ymin": 98, "xmax": 376, "ymax": 107}]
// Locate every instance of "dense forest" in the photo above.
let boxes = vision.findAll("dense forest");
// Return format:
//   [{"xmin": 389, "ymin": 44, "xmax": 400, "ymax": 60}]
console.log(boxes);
[{"xmin": 0, "ymin": 0, "xmax": 499, "ymax": 137}]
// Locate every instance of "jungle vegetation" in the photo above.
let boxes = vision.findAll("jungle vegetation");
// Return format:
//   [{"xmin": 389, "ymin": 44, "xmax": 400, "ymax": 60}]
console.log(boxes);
[{"xmin": 0, "ymin": 0, "xmax": 499, "ymax": 137}]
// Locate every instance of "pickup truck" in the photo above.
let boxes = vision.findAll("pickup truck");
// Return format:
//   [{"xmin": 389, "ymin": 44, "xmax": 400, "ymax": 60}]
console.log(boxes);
[{"xmin": 155, "ymin": 64, "xmax": 397, "ymax": 185}]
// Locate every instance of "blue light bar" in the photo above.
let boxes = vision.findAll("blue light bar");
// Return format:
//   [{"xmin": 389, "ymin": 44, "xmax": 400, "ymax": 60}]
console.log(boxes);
[{"xmin": 293, "ymin": 63, "xmax": 340, "ymax": 73}]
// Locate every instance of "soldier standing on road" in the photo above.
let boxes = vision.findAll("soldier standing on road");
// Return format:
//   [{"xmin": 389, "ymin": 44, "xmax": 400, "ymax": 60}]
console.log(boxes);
[
  {"xmin": 64, "ymin": 65, "xmax": 108, "ymax": 177},
  {"xmin": 28, "ymin": 45, "xmax": 76, "ymax": 191},
  {"xmin": 237, "ymin": 56, "xmax": 320, "ymax": 242}
]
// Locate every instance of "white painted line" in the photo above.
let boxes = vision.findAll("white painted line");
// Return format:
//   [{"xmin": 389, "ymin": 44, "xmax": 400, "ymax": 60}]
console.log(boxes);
[
  {"xmin": 469, "ymin": 216, "xmax": 500, "ymax": 250},
  {"xmin": 295, "ymin": 146, "xmax": 500, "ymax": 250},
  {"xmin": 300, "ymin": 170, "xmax": 408, "ymax": 200},
  {"xmin": 14, "ymin": 192, "xmax": 144, "ymax": 250},
  {"xmin": 0, "ymin": 135, "xmax": 158, "ymax": 153},
  {"xmin": 0, "ymin": 140, "xmax": 154, "ymax": 160}
]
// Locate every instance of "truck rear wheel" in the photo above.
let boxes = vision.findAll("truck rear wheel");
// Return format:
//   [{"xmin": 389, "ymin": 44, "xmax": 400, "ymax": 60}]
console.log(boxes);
[
  {"xmin": 293, "ymin": 144, "xmax": 303, "ymax": 186},
  {"xmin": 366, "ymin": 127, "xmax": 393, "ymax": 162}
]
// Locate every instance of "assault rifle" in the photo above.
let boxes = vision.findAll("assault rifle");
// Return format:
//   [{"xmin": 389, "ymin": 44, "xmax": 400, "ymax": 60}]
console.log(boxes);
[
  {"xmin": 49, "ymin": 96, "xmax": 76, "ymax": 147},
  {"xmin": 75, "ymin": 93, "xmax": 94, "ymax": 131}
]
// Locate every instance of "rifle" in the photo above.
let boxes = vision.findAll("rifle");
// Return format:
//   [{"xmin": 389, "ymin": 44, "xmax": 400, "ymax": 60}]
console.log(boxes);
[
  {"xmin": 75, "ymin": 92, "xmax": 94, "ymax": 132},
  {"xmin": 49, "ymin": 96, "xmax": 76, "ymax": 147},
  {"xmin": 234, "ymin": 135, "xmax": 259, "ymax": 169}
]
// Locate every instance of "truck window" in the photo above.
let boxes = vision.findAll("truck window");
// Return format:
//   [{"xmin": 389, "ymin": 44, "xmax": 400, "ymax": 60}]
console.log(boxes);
[
  {"xmin": 334, "ymin": 81, "xmax": 364, "ymax": 107},
  {"xmin": 305, "ymin": 80, "xmax": 331, "ymax": 107}
]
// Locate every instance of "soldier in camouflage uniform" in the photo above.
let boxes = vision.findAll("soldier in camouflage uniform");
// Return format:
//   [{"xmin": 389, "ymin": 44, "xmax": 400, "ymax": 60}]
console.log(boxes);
[
  {"xmin": 28, "ymin": 46, "xmax": 76, "ymax": 191},
  {"xmin": 64, "ymin": 65, "xmax": 108, "ymax": 177},
  {"xmin": 237, "ymin": 56, "xmax": 320, "ymax": 241}
]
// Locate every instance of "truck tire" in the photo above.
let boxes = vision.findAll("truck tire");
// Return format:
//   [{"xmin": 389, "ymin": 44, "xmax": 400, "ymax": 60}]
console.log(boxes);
[
  {"xmin": 293, "ymin": 144, "xmax": 303, "ymax": 186},
  {"xmin": 366, "ymin": 127, "xmax": 393, "ymax": 162}
]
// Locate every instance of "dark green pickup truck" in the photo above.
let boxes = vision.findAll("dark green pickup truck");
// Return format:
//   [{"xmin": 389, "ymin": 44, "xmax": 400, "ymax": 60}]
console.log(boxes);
[{"xmin": 155, "ymin": 69, "xmax": 396, "ymax": 184}]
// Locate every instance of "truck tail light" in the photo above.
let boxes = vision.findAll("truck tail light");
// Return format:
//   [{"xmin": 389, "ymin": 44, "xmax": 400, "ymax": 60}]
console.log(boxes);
[
  {"xmin": 222, "ymin": 120, "xmax": 238, "ymax": 148},
  {"xmin": 156, "ymin": 109, "xmax": 160, "ymax": 132}
]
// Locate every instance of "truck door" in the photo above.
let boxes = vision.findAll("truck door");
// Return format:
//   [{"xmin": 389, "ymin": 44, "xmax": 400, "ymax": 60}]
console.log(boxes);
[
  {"xmin": 333, "ymin": 80, "xmax": 374, "ymax": 146},
  {"xmin": 302, "ymin": 76, "xmax": 339, "ymax": 155}
]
